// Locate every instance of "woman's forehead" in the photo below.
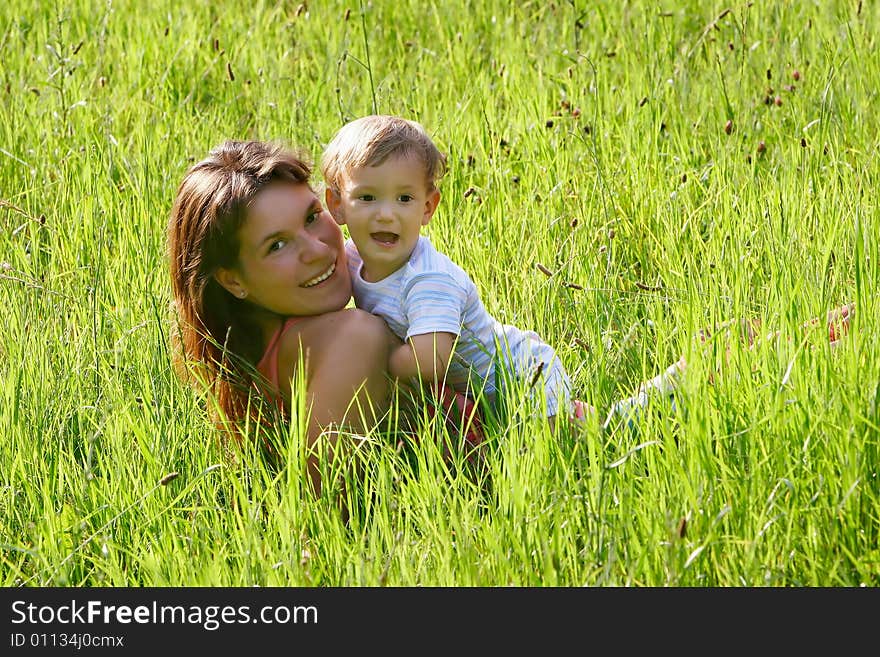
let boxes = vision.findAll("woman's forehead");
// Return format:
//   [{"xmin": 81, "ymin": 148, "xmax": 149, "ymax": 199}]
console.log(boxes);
[
  {"xmin": 240, "ymin": 182, "xmax": 318, "ymax": 245},
  {"xmin": 247, "ymin": 181, "xmax": 316, "ymax": 223}
]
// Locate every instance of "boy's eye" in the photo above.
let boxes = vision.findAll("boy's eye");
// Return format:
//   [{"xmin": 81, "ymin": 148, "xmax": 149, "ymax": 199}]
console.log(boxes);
[
  {"xmin": 398, "ymin": 194, "xmax": 414, "ymax": 203},
  {"xmin": 268, "ymin": 239, "xmax": 286, "ymax": 253},
  {"xmin": 305, "ymin": 210, "xmax": 321, "ymax": 225},
  {"xmin": 358, "ymin": 194, "xmax": 375, "ymax": 202}
]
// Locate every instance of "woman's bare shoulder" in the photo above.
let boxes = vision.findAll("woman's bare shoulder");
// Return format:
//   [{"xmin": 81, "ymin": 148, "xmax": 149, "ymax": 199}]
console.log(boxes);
[{"xmin": 275, "ymin": 308, "xmax": 387, "ymax": 370}]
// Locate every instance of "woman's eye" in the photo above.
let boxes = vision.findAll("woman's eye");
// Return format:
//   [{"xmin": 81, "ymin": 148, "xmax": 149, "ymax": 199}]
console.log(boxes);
[{"xmin": 268, "ymin": 239, "xmax": 286, "ymax": 253}]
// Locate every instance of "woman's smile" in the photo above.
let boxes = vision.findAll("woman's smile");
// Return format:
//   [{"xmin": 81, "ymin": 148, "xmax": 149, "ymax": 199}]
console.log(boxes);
[{"xmin": 302, "ymin": 262, "xmax": 337, "ymax": 287}]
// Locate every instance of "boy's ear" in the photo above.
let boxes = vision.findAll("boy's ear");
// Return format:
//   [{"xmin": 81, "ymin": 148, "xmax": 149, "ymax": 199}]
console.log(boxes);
[
  {"xmin": 422, "ymin": 189, "xmax": 441, "ymax": 226},
  {"xmin": 214, "ymin": 267, "xmax": 247, "ymax": 300},
  {"xmin": 325, "ymin": 187, "xmax": 345, "ymax": 225}
]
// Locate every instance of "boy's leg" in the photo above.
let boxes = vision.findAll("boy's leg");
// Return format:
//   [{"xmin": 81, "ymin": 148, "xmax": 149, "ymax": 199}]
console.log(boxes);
[
  {"xmin": 699, "ymin": 303, "xmax": 854, "ymax": 351},
  {"xmin": 427, "ymin": 383, "xmax": 486, "ymax": 465},
  {"xmin": 537, "ymin": 357, "xmax": 598, "ymax": 430},
  {"xmin": 604, "ymin": 302, "xmax": 855, "ymax": 431},
  {"xmin": 603, "ymin": 356, "xmax": 685, "ymax": 430}
]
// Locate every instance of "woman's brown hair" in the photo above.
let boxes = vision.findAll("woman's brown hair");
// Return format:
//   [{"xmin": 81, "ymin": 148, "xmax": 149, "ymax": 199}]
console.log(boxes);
[{"xmin": 167, "ymin": 140, "xmax": 311, "ymax": 445}]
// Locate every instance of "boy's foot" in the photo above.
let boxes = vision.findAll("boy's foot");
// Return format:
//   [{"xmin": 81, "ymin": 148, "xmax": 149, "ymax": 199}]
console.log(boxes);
[{"xmin": 571, "ymin": 399, "xmax": 596, "ymax": 421}]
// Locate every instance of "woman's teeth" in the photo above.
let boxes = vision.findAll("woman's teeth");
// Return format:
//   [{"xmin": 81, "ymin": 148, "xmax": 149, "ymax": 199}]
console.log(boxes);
[{"xmin": 303, "ymin": 263, "xmax": 335, "ymax": 287}]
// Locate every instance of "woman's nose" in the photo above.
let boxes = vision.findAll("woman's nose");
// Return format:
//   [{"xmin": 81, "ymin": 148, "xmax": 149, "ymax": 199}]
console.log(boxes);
[{"xmin": 300, "ymin": 231, "xmax": 332, "ymax": 262}]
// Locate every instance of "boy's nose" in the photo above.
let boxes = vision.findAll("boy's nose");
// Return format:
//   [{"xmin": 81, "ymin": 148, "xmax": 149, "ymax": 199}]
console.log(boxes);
[{"xmin": 376, "ymin": 201, "xmax": 394, "ymax": 221}]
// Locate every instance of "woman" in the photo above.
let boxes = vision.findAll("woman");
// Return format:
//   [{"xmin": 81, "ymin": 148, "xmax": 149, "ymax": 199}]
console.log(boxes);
[{"xmin": 167, "ymin": 139, "xmax": 399, "ymax": 496}]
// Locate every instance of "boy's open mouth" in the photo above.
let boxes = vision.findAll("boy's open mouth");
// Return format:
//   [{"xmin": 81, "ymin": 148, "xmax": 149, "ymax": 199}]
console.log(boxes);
[{"xmin": 370, "ymin": 232, "xmax": 399, "ymax": 246}]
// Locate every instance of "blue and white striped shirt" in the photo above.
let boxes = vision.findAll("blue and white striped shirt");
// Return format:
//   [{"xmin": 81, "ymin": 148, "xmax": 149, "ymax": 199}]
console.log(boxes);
[{"xmin": 346, "ymin": 236, "xmax": 572, "ymax": 416}]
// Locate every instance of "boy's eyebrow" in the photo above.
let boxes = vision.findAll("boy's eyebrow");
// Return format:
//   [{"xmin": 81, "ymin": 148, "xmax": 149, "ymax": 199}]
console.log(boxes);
[{"xmin": 347, "ymin": 182, "xmax": 420, "ymax": 191}]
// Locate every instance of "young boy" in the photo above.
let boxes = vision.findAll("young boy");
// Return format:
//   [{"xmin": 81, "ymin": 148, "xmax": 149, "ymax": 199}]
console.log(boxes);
[{"xmin": 321, "ymin": 114, "xmax": 591, "ymax": 428}]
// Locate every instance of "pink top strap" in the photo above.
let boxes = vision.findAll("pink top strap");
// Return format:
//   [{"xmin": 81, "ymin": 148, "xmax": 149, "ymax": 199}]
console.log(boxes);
[{"xmin": 256, "ymin": 317, "xmax": 302, "ymax": 407}]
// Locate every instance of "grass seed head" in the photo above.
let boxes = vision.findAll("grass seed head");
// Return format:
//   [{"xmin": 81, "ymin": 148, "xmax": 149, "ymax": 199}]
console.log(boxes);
[{"xmin": 528, "ymin": 361, "xmax": 545, "ymax": 388}]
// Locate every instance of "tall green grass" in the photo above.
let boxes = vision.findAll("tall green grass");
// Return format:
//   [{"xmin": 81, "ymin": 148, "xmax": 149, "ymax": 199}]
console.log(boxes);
[{"xmin": 1, "ymin": 0, "xmax": 877, "ymax": 586}]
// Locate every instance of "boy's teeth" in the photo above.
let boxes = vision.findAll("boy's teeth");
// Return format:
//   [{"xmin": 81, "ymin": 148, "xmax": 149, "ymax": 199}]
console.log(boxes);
[{"xmin": 303, "ymin": 263, "xmax": 335, "ymax": 287}]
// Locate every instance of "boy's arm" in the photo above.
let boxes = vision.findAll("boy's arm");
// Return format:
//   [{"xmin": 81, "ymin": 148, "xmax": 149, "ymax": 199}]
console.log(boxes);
[{"xmin": 389, "ymin": 331, "xmax": 456, "ymax": 384}]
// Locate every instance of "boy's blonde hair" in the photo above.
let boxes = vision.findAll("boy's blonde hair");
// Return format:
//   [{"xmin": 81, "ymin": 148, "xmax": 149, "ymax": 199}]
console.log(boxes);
[{"xmin": 321, "ymin": 114, "xmax": 447, "ymax": 192}]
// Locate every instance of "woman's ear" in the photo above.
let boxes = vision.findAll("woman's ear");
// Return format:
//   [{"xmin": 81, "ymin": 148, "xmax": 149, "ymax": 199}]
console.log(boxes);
[
  {"xmin": 214, "ymin": 268, "xmax": 248, "ymax": 299},
  {"xmin": 325, "ymin": 187, "xmax": 345, "ymax": 225}
]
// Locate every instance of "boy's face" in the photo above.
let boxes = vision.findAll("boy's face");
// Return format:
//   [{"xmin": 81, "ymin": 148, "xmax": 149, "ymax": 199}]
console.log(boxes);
[{"xmin": 326, "ymin": 153, "xmax": 440, "ymax": 283}]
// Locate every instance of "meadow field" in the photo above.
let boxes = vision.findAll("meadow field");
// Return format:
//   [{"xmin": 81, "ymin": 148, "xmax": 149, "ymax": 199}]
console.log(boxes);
[{"xmin": 1, "ymin": 0, "xmax": 878, "ymax": 587}]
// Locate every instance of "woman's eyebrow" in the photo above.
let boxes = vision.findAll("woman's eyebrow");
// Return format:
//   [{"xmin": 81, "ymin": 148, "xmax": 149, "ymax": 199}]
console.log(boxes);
[
  {"xmin": 257, "ymin": 230, "xmax": 284, "ymax": 248},
  {"xmin": 256, "ymin": 199, "xmax": 322, "ymax": 247},
  {"xmin": 302, "ymin": 198, "xmax": 324, "ymax": 219}
]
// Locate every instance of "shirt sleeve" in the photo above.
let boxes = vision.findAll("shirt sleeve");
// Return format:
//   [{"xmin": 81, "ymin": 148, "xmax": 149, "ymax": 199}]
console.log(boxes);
[{"xmin": 401, "ymin": 271, "xmax": 466, "ymax": 339}]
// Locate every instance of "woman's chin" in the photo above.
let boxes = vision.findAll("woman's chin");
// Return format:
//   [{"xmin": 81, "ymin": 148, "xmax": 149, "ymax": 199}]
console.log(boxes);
[{"xmin": 303, "ymin": 282, "xmax": 352, "ymax": 316}]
